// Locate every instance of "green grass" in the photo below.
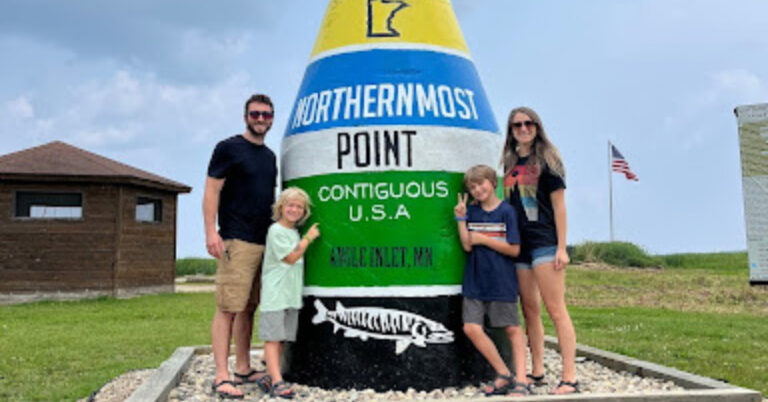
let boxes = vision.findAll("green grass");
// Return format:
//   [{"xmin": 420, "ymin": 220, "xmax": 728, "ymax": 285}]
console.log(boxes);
[
  {"xmin": 659, "ymin": 251, "xmax": 748, "ymax": 274},
  {"xmin": 549, "ymin": 306, "xmax": 768, "ymax": 392},
  {"xmin": 570, "ymin": 241, "xmax": 662, "ymax": 267},
  {"xmin": 0, "ymin": 293, "xmax": 215, "ymax": 401},
  {"xmin": 176, "ymin": 257, "xmax": 217, "ymax": 276},
  {"xmin": 2, "ymin": 248, "xmax": 767, "ymax": 400}
]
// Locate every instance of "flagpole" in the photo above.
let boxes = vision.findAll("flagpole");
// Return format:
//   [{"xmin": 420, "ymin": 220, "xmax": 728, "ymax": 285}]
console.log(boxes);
[{"xmin": 608, "ymin": 140, "xmax": 614, "ymax": 242}]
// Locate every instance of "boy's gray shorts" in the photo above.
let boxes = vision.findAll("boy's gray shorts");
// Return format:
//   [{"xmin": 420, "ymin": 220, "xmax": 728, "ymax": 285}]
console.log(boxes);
[
  {"xmin": 462, "ymin": 297, "xmax": 520, "ymax": 328},
  {"xmin": 258, "ymin": 309, "xmax": 299, "ymax": 342}
]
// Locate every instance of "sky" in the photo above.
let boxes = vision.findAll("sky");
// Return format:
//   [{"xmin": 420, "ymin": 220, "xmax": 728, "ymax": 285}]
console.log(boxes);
[{"xmin": 1, "ymin": 0, "xmax": 766, "ymax": 258}]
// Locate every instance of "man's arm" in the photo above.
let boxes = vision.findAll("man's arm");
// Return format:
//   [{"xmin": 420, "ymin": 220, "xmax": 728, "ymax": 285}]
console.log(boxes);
[{"xmin": 203, "ymin": 177, "xmax": 225, "ymax": 259}]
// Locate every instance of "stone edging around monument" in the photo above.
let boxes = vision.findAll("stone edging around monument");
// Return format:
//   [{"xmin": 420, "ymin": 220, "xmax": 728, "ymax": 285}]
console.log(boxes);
[{"xmin": 126, "ymin": 340, "xmax": 762, "ymax": 402}]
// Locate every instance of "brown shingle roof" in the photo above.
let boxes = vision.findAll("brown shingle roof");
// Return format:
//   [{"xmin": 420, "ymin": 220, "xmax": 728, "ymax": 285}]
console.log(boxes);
[{"xmin": 0, "ymin": 141, "xmax": 191, "ymax": 193}]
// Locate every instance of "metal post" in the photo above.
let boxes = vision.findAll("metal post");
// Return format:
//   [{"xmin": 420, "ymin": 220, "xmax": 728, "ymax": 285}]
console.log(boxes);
[{"xmin": 609, "ymin": 140, "xmax": 614, "ymax": 242}]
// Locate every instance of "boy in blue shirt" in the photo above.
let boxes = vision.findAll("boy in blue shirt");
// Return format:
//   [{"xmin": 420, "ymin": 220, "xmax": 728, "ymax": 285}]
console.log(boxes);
[{"xmin": 454, "ymin": 165, "xmax": 530, "ymax": 397}]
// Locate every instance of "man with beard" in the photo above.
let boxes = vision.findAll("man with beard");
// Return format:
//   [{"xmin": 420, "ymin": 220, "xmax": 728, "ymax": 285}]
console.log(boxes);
[{"xmin": 204, "ymin": 94, "xmax": 277, "ymax": 398}]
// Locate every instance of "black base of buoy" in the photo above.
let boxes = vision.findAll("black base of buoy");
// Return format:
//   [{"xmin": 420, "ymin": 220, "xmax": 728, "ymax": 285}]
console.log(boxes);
[{"xmin": 286, "ymin": 295, "xmax": 508, "ymax": 391}]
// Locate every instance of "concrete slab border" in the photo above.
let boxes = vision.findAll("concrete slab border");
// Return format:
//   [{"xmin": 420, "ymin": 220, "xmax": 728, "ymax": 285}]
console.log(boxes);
[
  {"xmin": 124, "ymin": 346, "xmax": 195, "ymax": 402},
  {"xmin": 126, "ymin": 339, "xmax": 762, "ymax": 402}
]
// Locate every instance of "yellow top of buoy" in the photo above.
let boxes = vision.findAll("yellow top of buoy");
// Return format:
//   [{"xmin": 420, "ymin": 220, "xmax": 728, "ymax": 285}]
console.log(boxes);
[{"xmin": 311, "ymin": 0, "xmax": 470, "ymax": 59}]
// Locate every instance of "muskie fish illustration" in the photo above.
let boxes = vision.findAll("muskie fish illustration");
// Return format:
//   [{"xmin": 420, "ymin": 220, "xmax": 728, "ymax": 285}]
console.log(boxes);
[{"xmin": 312, "ymin": 299, "xmax": 454, "ymax": 355}]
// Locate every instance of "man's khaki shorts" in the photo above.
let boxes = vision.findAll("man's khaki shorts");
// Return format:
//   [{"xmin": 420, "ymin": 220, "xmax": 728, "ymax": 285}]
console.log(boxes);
[{"xmin": 215, "ymin": 239, "xmax": 265, "ymax": 312}]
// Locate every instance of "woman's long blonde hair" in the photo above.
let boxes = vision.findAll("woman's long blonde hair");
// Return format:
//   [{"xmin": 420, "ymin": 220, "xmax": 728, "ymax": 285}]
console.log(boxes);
[{"xmin": 501, "ymin": 106, "xmax": 565, "ymax": 178}]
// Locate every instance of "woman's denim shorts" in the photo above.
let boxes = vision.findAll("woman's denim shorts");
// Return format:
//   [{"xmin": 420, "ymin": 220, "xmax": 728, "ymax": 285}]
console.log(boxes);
[{"xmin": 515, "ymin": 245, "xmax": 557, "ymax": 269}]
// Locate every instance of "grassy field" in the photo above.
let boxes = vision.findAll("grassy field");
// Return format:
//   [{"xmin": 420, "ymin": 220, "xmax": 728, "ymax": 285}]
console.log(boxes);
[
  {"xmin": 175, "ymin": 257, "xmax": 217, "ymax": 276},
  {"xmin": 2, "ymin": 249, "xmax": 767, "ymax": 400},
  {"xmin": 0, "ymin": 293, "xmax": 214, "ymax": 401}
]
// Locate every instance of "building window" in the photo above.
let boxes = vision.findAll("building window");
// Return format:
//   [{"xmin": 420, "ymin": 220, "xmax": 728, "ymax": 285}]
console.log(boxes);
[
  {"xmin": 15, "ymin": 192, "xmax": 83, "ymax": 219},
  {"xmin": 136, "ymin": 197, "xmax": 162, "ymax": 222}
]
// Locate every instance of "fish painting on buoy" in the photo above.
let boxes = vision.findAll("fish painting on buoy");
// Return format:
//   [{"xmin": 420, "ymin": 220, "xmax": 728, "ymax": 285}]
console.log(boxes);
[{"xmin": 281, "ymin": 0, "xmax": 505, "ymax": 390}]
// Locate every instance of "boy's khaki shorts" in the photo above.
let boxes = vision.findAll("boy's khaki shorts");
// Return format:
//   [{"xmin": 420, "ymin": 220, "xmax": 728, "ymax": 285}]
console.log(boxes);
[{"xmin": 215, "ymin": 239, "xmax": 264, "ymax": 312}]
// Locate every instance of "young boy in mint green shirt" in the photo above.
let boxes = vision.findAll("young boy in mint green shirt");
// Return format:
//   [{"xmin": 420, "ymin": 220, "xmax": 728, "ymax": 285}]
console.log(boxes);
[{"xmin": 258, "ymin": 187, "xmax": 319, "ymax": 399}]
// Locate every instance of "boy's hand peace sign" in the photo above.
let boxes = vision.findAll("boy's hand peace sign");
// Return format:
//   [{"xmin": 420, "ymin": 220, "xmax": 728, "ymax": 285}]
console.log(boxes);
[{"xmin": 454, "ymin": 193, "xmax": 468, "ymax": 219}]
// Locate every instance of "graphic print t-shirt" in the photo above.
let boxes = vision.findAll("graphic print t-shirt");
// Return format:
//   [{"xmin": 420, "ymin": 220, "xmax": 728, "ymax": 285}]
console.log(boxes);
[
  {"xmin": 462, "ymin": 203, "xmax": 521, "ymax": 302},
  {"xmin": 504, "ymin": 156, "xmax": 566, "ymax": 250}
]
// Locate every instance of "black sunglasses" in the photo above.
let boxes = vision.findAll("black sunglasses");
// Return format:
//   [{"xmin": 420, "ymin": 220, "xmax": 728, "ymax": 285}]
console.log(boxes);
[
  {"xmin": 512, "ymin": 120, "xmax": 536, "ymax": 129},
  {"xmin": 248, "ymin": 111, "xmax": 274, "ymax": 120}
]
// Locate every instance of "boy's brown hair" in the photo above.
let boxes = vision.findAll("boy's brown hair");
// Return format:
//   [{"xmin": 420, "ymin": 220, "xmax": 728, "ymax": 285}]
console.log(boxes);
[{"xmin": 463, "ymin": 165, "xmax": 497, "ymax": 189}]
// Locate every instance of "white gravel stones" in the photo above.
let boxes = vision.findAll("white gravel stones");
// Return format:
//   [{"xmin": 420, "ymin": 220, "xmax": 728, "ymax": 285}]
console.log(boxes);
[
  {"xmin": 161, "ymin": 348, "xmax": 684, "ymax": 401},
  {"xmin": 80, "ymin": 369, "xmax": 155, "ymax": 402}
]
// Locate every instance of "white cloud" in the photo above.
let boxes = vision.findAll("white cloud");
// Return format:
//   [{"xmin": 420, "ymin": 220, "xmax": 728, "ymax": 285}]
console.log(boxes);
[
  {"xmin": 2, "ymin": 96, "xmax": 35, "ymax": 120},
  {"xmin": 712, "ymin": 69, "xmax": 768, "ymax": 103}
]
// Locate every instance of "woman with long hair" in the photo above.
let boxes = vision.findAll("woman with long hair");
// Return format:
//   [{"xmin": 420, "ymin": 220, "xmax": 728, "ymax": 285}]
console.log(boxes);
[{"xmin": 502, "ymin": 106, "xmax": 578, "ymax": 395}]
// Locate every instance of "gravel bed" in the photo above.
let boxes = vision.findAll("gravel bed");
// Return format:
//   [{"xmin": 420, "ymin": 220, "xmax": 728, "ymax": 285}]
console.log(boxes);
[
  {"xmin": 80, "ymin": 369, "xmax": 155, "ymax": 402},
  {"xmin": 163, "ymin": 348, "xmax": 684, "ymax": 401}
]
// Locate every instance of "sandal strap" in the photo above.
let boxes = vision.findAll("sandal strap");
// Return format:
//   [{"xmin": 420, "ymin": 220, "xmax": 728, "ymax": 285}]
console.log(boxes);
[
  {"xmin": 270, "ymin": 380, "xmax": 295, "ymax": 397},
  {"xmin": 527, "ymin": 373, "xmax": 547, "ymax": 386},
  {"xmin": 554, "ymin": 380, "xmax": 581, "ymax": 393},
  {"xmin": 271, "ymin": 380, "xmax": 292, "ymax": 391},
  {"xmin": 496, "ymin": 373, "xmax": 513, "ymax": 381},
  {"xmin": 255, "ymin": 374, "xmax": 272, "ymax": 393},
  {"xmin": 508, "ymin": 381, "xmax": 532, "ymax": 396},
  {"xmin": 234, "ymin": 369, "xmax": 260, "ymax": 379},
  {"xmin": 212, "ymin": 380, "xmax": 238, "ymax": 390},
  {"xmin": 483, "ymin": 374, "xmax": 513, "ymax": 396}
]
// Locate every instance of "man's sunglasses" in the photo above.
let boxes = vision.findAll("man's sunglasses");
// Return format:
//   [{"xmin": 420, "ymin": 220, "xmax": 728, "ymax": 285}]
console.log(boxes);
[
  {"xmin": 248, "ymin": 111, "xmax": 274, "ymax": 120},
  {"xmin": 511, "ymin": 120, "xmax": 536, "ymax": 129}
]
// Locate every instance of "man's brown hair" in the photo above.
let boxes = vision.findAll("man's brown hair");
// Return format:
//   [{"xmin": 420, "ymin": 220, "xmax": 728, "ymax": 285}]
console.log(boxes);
[{"xmin": 244, "ymin": 94, "xmax": 274, "ymax": 115}]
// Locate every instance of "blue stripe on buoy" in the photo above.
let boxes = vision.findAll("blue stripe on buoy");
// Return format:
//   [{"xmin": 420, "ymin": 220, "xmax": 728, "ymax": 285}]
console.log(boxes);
[{"xmin": 285, "ymin": 49, "xmax": 498, "ymax": 136}]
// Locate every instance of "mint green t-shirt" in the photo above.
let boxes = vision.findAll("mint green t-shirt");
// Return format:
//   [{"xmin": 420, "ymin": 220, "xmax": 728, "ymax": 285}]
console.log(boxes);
[{"xmin": 260, "ymin": 222, "xmax": 304, "ymax": 312}]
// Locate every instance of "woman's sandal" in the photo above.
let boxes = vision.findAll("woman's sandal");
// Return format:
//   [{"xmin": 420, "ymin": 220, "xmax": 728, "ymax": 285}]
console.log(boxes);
[
  {"xmin": 233, "ymin": 369, "xmax": 267, "ymax": 384},
  {"xmin": 270, "ymin": 380, "xmax": 296, "ymax": 399},
  {"xmin": 211, "ymin": 380, "xmax": 244, "ymax": 399},
  {"xmin": 507, "ymin": 381, "xmax": 532, "ymax": 397},
  {"xmin": 482, "ymin": 373, "xmax": 512, "ymax": 396},
  {"xmin": 526, "ymin": 373, "xmax": 547, "ymax": 386},
  {"xmin": 550, "ymin": 380, "xmax": 580, "ymax": 395}
]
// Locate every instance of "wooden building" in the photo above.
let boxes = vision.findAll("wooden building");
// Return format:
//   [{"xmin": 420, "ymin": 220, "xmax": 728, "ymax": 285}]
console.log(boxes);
[{"xmin": 0, "ymin": 141, "xmax": 191, "ymax": 304}]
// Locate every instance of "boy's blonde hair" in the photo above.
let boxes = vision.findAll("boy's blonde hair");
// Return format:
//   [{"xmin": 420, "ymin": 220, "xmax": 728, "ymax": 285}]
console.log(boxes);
[
  {"xmin": 272, "ymin": 187, "xmax": 312, "ymax": 226},
  {"xmin": 463, "ymin": 165, "xmax": 498, "ymax": 189}
]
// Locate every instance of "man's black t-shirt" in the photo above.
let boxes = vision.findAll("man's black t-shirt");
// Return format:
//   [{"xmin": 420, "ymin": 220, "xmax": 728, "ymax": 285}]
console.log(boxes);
[
  {"xmin": 207, "ymin": 135, "xmax": 277, "ymax": 244},
  {"xmin": 504, "ymin": 156, "xmax": 566, "ymax": 250}
]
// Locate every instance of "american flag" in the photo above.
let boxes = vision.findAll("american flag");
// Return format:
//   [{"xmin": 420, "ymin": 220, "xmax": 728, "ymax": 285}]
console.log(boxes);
[{"xmin": 611, "ymin": 144, "xmax": 638, "ymax": 181}]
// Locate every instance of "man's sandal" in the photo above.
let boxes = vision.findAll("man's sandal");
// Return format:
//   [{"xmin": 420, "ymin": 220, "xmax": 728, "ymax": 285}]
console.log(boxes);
[
  {"xmin": 270, "ymin": 380, "xmax": 296, "ymax": 399},
  {"xmin": 507, "ymin": 381, "xmax": 532, "ymax": 397},
  {"xmin": 211, "ymin": 380, "xmax": 244, "ymax": 399},
  {"xmin": 550, "ymin": 380, "xmax": 580, "ymax": 395},
  {"xmin": 482, "ymin": 373, "xmax": 512, "ymax": 396},
  {"xmin": 233, "ymin": 369, "xmax": 267, "ymax": 384},
  {"xmin": 526, "ymin": 373, "xmax": 547, "ymax": 386}
]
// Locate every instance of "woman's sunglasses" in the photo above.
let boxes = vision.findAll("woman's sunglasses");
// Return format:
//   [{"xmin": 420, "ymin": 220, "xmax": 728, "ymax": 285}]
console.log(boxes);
[{"xmin": 511, "ymin": 120, "xmax": 536, "ymax": 129}]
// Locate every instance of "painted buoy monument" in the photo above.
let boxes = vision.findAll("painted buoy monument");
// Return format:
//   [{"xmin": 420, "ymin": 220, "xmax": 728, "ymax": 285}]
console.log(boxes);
[{"xmin": 281, "ymin": 0, "xmax": 505, "ymax": 390}]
